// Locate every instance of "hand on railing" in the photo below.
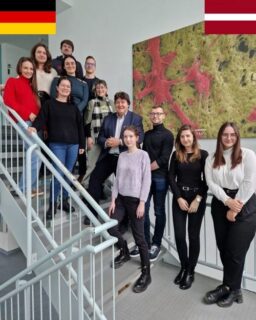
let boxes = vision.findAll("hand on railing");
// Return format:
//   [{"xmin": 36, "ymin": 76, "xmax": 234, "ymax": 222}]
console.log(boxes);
[
  {"xmin": 29, "ymin": 112, "xmax": 37, "ymax": 122},
  {"xmin": 79, "ymin": 148, "xmax": 85, "ymax": 154},
  {"xmin": 27, "ymin": 127, "xmax": 37, "ymax": 134}
]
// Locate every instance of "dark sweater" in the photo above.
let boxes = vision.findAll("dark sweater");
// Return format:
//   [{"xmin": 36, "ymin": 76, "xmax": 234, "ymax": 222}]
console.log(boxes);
[
  {"xmin": 168, "ymin": 150, "xmax": 209, "ymax": 199},
  {"xmin": 32, "ymin": 98, "xmax": 85, "ymax": 148},
  {"xmin": 143, "ymin": 123, "xmax": 174, "ymax": 177},
  {"xmin": 82, "ymin": 76, "xmax": 99, "ymax": 101},
  {"xmin": 50, "ymin": 76, "xmax": 89, "ymax": 114},
  {"xmin": 52, "ymin": 55, "xmax": 84, "ymax": 79}
]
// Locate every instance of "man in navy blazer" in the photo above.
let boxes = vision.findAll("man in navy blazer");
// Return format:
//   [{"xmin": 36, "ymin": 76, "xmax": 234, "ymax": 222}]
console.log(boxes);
[{"xmin": 86, "ymin": 91, "xmax": 144, "ymax": 220}]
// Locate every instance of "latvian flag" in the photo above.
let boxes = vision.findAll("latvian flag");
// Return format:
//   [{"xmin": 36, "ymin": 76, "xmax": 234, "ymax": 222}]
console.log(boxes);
[
  {"xmin": 0, "ymin": 0, "xmax": 56, "ymax": 34},
  {"xmin": 205, "ymin": 0, "xmax": 256, "ymax": 34}
]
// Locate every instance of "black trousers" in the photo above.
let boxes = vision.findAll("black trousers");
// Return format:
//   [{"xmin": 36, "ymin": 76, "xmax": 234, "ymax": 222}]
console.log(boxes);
[
  {"xmin": 88, "ymin": 154, "xmax": 118, "ymax": 204},
  {"xmin": 108, "ymin": 194, "xmax": 150, "ymax": 267},
  {"xmin": 172, "ymin": 190, "xmax": 206, "ymax": 270},
  {"xmin": 78, "ymin": 152, "xmax": 87, "ymax": 176},
  {"xmin": 211, "ymin": 193, "xmax": 256, "ymax": 290}
]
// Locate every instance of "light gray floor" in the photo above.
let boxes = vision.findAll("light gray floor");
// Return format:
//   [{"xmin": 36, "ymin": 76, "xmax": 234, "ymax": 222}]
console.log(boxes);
[{"xmin": 109, "ymin": 260, "xmax": 256, "ymax": 320}]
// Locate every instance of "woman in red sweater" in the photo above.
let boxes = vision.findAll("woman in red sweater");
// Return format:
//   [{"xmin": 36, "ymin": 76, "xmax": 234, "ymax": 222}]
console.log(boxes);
[{"xmin": 3, "ymin": 57, "xmax": 42, "ymax": 196}]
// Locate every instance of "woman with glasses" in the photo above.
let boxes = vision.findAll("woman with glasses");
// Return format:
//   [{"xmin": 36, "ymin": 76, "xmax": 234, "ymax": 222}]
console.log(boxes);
[
  {"xmin": 29, "ymin": 77, "xmax": 85, "ymax": 219},
  {"xmin": 169, "ymin": 124, "xmax": 208, "ymax": 290},
  {"xmin": 204, "ymin": 122, "xmax": 256, "ymax": 307},
  {"xmin": 51, "ymin": 55, "xmax": 89, "ymax": 184}
]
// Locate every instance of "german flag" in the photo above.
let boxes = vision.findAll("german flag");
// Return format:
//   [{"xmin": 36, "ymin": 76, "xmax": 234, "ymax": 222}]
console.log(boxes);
[{"xmin": 0, "ymin": 0, "xmax": 56, "ymax": 34}]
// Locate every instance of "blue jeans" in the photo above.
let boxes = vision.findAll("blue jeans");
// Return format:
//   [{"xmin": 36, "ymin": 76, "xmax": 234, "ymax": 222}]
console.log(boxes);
[
  {"xmin": 18, "ymin": 121, "xmax": 42, "ymax": 192},
  {"xmin": 144, "ymin": 176, "xmax": 168, "ymax": 248},
  {"xmin": 49, "ymin": 143, "xmax": 79, "ymax": 202}
]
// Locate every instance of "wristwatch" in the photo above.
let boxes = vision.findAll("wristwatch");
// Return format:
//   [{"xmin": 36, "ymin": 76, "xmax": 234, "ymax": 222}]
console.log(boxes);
[{"xmin": 196, "ymin": 196, "xmax": 202, "ymax": 203}]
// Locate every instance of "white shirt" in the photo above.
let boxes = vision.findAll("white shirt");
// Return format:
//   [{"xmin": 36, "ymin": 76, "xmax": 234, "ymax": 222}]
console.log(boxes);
[
  {"xmin": 205, "ymin": 147, "xmax": 256, "ymax": 204},
  {"xmin": 36, "ymin": 68, "xmax": 57, "ymax": 94},
  {"xmin": 109, "ymin": 114, "xmax": 125, "ymax": 154}
]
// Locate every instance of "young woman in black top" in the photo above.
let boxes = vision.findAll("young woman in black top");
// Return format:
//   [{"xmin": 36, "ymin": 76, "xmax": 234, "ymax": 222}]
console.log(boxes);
[
  {"xmin": 169, "ymin": 124, "xmax": 208, "ymax": 290},
  {"xmin": 29, "ymin": 76, "xmax": 85, "ymax": 219}
]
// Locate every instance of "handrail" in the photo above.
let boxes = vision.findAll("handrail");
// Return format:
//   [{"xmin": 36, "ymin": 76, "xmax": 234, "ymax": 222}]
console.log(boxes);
[{"xmin": 2, "ymin": 105, "xmax": 111, "ymax": 224}]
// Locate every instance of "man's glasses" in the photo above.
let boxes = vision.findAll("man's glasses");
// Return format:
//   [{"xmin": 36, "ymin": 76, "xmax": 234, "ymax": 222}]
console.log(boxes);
[
  {"xmin": 149, "ymin": 112, "xmax": 164, "ymax": 117},
  {"xmin": 85, "ymin": 63, "xmax": 96, "ymax": 67}
]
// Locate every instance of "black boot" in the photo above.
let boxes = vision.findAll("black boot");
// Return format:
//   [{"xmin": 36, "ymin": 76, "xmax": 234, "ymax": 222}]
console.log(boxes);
[
  {"xmin": 204, "ymin": 284, "xmax": 230, "ymax": 304},
  {"xmin": 179, "ymin": 269, "xmax": 194, "ymax": 290},
  {"xmin": 133, "ymin": 265, "xmax": 152, "ymax": 293},
  {"xmin": 46, "ymin": 202, "xmax": 57, "ymax": 220},
  {"xmin": 174, "ymin": 267, "xmax": 186, "ymax": 285},
  {"xmin": 217, "ymin": 289, "xmax": 243, "ymax": 307},
  {"xmin": 112, "ymin": 241, "xmax": 130, "ymax": 269},
  {"xmin": 59, "ymin": 198, "xmax": 75, "ymax": 213}
]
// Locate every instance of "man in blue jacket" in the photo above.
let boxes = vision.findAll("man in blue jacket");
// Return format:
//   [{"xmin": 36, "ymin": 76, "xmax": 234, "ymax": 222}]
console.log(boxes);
[{"xmin": 86, "ymin": 91, "xmax": 144, "ymax": 222}]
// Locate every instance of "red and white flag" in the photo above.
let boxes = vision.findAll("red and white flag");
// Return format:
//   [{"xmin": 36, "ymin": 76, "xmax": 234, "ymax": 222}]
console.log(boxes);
[{"xmin": 205, "ymin": 0, "xmax": 256, "ymax": 34}]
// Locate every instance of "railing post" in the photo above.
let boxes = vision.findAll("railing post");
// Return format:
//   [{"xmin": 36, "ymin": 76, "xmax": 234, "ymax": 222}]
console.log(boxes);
[
  {"xmin": 17, "ymin": 280, "xmax": 31, "ymax": 320},
  {"xmin": 26, "ymin": 144, "xmax": 38, "ymax": 268},
  {"xmin": 77, "ymin": 256, "xmax": 84, "ymax": 320}
]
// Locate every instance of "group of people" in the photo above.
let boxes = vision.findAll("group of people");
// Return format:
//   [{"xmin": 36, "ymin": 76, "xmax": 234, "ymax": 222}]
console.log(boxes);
[{"xmin": 1, "ymin": 39, "xmax": 256, "ymax": 305}]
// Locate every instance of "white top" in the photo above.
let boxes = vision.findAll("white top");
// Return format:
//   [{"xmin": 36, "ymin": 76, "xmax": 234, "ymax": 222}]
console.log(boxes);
[
  {"xmin": 36, "ymin": 68, "xmax": 57, "ymax": 94},
  {"xmin": 205, "ymin": 147, "xmax": 256, "ymax": 204},
  {"xmin": 112, "ymin": 149, "xmax": 151, "ymax": 202},
  {"xmin": 109, "ymin": 114, "xmax": 125, "ymax": 154}
]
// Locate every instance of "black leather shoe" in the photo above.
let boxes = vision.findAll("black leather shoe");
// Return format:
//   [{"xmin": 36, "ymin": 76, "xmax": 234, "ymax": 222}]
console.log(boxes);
[
  {"xmin": 133, "ymin": 265, "xmax": 151, "ymax": 293},
  {"xmin": 174, "ymin": 268, "xmax": 186, "ymax": 285},
  {"xmin": 204, "ymin": 285, "xmax": 230, "ymax": 304},
  {"xmin": 59, "ymin": 199, "xmax": 75, "ymax": 213},
  {"xmin": 179, "ymin": 270, "xmax": 194, "ymax": 290},
  {"xmin": 217, "ymin": 289, "xmax": 243, "ymax": 307},
  {"xmin": 112, "ymin": 241, "xmax": 130, "ymax": 269}
]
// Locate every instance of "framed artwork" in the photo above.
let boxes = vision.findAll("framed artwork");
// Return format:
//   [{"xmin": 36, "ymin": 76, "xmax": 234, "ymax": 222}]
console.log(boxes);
[{"xmin": 133, "ymin": 22, "xmax": 256, "ymax": 138}]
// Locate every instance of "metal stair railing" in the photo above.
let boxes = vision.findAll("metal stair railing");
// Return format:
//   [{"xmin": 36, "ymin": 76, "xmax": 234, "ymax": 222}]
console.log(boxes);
[
  {"xmin": 0, "ymin": 103, "xmax": 118, "ymax": 319},
  {"xmin": 0, "ymin": 226, "xmax": 117, "ymax": 320}
]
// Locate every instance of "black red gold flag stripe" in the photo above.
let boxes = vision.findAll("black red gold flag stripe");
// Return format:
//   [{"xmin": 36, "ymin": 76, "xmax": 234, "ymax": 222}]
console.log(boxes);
[
  {"xmin": 0, "ymin": 0, "xmax": 56, "ymax": 34},
  {"xmin": 205, "ymin": 0, "xmax": 256, "ymax": 34}
]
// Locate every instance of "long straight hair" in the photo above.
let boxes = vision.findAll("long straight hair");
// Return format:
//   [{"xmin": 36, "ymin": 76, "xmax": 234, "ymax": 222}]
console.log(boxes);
[
  {"xmin": 30, "ymin": 43, "xmax": 52, "ymax": 73},
  {"xmin": 175, "ymin": 124, "xmax": 201, "ymax": 163},
  {"xmin": 213, "ymin": 122, "xmax": 242, "ymax": 169},
  {"xmin": 16, "ymin": 57, "xmax": 39, "ymax": 107}
]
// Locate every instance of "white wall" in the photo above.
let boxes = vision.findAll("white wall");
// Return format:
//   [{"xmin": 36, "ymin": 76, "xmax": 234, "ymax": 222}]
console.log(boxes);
[
  {"xmin": 49, "ymin": 0, "xmax": 204, "ymax": 99},
  {"xmin": 49, "ymin": 0, "xmax": 256, "ymax": 150}
]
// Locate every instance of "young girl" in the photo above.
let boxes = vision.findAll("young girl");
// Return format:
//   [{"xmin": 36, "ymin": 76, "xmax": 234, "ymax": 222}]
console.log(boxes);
[
  {"xmin": 108, "ymin": 125, "xmax": 151, "ymax": 293},
  {"xmin": 169, "ymin": 124, "xmax": 208, "ymax": 290},
  {"xmin": 3, "ymin": 57, "xmax": 42, "ymax": 196},
  {"xmin": 29, "ymin": 77, "xmax": 85, "ymax": 219}
]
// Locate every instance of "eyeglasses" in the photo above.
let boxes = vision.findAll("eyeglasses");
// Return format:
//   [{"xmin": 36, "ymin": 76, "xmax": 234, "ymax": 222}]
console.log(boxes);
[
  {"xmin": 149, "ymin": 112, "xmax": 164, "ymax": 117},
  {"xmin": 222, "ymin": 133, "xmax": 237, "ymax": 138},
  {"xmin": 85, "ymin": 62, "xmax": 96, "ymax": 67}
]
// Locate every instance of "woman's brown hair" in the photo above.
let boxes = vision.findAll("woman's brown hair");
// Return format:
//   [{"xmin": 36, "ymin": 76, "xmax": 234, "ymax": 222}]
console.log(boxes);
[
  {"xmin": 16, "ymin": 57, "xmax": 38, "ymax": 95},
  {"xmin": 30, "ymin": 43, "xmax": 52, "ymax": 73},
  {"xmin": 213, "ymin": 122, "xmax": 242, "ymax": 169},
  {"xmin": 175, "ymin": 124, "xmax": 201, "ymax": 163}
]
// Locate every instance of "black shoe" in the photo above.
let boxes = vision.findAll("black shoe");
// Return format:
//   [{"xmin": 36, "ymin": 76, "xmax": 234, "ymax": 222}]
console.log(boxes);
[
  {"xmin": 46, "ymin": 202, "xmax": 57, "ymax": 220},
  {"xmin": 204, "ymin": 284, "xmax": 230, "ymax": 304},
  {"xmin": 133, "ymin": 265, "xmax": 152, "ymax": 293},
  {"xmin": 112, "ymin": 241, "xmax": 130, "ymax": 269},
  {"xmin": 83, "ymin": 216, "xmax": 91, "ymax": 225},
  {"xmin": 59, "ymin": 199, "xmax": 75, "ymax": 213},
  {"xmin": 174, "ymin": 268, "xmax": 186, "ymax": 285},
  {"xmin": 217, "ymin": 289, "xmax": 243, "ymax": 307},
  {"xmin": 179, "ymin": 270, "xmax": 194, "ymax": 290}
]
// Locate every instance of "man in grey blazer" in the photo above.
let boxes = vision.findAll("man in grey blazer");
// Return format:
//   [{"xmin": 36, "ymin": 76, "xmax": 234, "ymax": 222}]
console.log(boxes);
[{"xmin": 86, "ymin": 91, "xmax": 144, "ymax": 221}]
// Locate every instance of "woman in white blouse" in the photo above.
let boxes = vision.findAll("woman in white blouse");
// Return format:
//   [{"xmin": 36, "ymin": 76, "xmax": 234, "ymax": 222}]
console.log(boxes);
[{"xmin": 204, "ymin": 122, "xmax": 256, "ymax": 307}]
